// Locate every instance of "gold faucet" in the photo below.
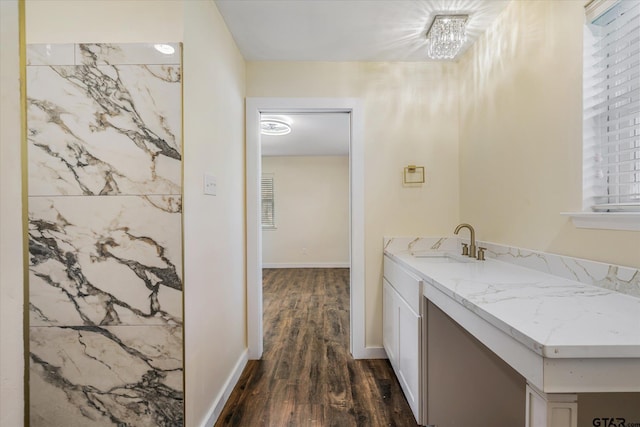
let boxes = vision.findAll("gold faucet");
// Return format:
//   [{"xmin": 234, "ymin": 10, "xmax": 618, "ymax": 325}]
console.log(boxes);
[{"xmin": 454, "ymin": 223, "xmax": 476, "ymax": 258}]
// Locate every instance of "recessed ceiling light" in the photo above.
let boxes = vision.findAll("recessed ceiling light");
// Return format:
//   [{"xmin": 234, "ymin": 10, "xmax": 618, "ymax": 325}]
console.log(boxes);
[
  {"xmin": 154, "ymin": 44, "xmax": 175, "ymax": 55},
  {"xmin": 261, "ymin": 120, "xmax": 291, "ymax": 136}
]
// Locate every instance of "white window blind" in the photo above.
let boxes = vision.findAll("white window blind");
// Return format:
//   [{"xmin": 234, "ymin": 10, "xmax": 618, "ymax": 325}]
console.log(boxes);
[
  {"xmin": 584, "ymin": 0, "xmax": 640, "ymax": 212},
  {"xmin": 261, "ymin": 175, "xmax": 275, "ymax": 228}
]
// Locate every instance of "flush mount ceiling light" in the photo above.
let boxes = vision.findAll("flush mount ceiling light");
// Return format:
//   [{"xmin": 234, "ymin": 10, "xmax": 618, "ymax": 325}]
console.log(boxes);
[
  {"xmin": 261, "ymin": 120, "xmax": 291, "ymax": 136},
  {"xmin": 153, "ymin": 44, "xmax": 175, "ymax": 55},
  {"xmin": 425, "ymin": 15, "xmax": 469, "ymax": 60}
]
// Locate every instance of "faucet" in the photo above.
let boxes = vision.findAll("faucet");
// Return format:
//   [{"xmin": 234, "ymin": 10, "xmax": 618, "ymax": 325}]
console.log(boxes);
[{"xmin": 454, "ymin": 223, "xmax": 476, "ymax": 258}]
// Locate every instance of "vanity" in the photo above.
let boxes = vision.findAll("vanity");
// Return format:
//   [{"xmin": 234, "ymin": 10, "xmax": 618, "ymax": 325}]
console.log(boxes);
[{"xmin": 383, "ymin": 235, "xmax": 640, "ymax": 427}]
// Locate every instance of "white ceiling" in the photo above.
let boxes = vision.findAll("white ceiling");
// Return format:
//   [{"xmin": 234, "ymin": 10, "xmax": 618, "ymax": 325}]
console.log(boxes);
[
  {"xmin": 220, "ymin": 0, "xmax": 511, "ymax": 156},
  {"xmin": 215, "ymin": 0, "xmax": 511, "ymax": 61},
  {"xmin": 261, "ymin": 113, "xmax": 350, "ymax": 157}
]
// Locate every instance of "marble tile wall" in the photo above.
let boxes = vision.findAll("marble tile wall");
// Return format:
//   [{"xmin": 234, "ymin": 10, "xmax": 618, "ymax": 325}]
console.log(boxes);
[
  {"xmin": 27, "ymin": 43, "xmax": 184, "ymax": 427},
  {"xmin": 383, "ymin": 237, "xmax": 640, "ymax": 297}
]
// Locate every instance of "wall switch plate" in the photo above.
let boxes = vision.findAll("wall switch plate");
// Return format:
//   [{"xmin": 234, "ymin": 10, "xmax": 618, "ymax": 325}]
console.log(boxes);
[{"xmin": 204, "ymin": 173, "xmax": 217, "ymax": 196}]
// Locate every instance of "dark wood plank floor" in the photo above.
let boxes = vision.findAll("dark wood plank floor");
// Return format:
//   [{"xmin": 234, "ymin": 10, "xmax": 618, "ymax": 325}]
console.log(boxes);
[{"xmin": 215, "ymin": 268, "xmax": 419, "ymax": 427}]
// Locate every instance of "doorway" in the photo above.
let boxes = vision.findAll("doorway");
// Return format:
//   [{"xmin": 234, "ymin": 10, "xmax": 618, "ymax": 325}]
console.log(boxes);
[
  {"xmin": 246, "ymin": 98, "xmax": 367, "ymax": 359},
  {"xmin": 261, "ymin": 112, "xmax": 349, "ymax": 269}
]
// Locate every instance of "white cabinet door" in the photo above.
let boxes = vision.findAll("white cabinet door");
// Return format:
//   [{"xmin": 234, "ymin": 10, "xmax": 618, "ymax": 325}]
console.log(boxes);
[
  {"xmin": 383, "ymin": 279, "xmax": 399, "ymax": 368},
  {"xmin": 397, "ymin": 293, "xmax": 421, "ymax": 421},
  {"xmin": 383, "ymin": 256, "xmax": 423, "ymax": 424}
]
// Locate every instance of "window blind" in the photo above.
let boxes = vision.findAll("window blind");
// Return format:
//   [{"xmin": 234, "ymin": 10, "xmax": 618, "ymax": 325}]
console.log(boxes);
[
  {"xmin": 585, "ymin": 0, "xmax": 640, "ymax": 212},
  {"xmin": 261, "ymin": 175, "xmax": 275, "ymax": 228}
]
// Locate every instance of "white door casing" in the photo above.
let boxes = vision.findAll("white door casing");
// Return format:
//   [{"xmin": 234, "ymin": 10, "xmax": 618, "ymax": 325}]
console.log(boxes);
[{"xmin": 245, "ymin": 97, "xmax": 367, "ymax": 359}]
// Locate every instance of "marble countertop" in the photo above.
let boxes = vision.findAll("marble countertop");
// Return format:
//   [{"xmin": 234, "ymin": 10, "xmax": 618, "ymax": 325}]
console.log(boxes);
[{"xmin": 385, "ymin": 250, "xmax": 640, "ymax": 360}]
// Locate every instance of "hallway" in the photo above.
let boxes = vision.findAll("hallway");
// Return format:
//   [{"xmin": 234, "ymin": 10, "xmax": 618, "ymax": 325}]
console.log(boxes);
[{"xmin": 215, "ymin": 268, "xmax": 419, "ymax": 426}]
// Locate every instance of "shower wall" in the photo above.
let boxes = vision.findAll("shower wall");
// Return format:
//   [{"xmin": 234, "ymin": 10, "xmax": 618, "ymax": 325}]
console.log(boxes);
[{"xmin": 27, "ymin": 43, "xmax": 184, "ymax": 426}]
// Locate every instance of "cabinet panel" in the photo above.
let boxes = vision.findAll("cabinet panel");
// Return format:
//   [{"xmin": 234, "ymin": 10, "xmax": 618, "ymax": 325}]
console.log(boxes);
[
  {"xmin": 383, "ymin": 279, "xmax": 398, "ymax": 367},
  {"xmin": 398, "ymin": 294, "xmax": 421, "ymax": 420},
  {"xmin": 427, "ymin": 300, "xmax": 525, "ymax": 427}
]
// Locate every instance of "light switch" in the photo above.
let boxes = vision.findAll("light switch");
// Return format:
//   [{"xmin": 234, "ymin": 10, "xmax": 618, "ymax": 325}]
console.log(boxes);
[{"xmin": 204, "ymin": 173, "xmax": 217, "ymax": 196}]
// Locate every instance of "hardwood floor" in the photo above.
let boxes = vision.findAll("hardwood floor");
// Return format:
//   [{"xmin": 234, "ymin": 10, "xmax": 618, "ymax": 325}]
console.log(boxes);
[{"xmin": 215, "ymin": 268, "xmax": 419, "ymax": 427}]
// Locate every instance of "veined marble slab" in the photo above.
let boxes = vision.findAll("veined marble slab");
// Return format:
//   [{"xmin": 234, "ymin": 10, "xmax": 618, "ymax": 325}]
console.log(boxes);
[
  {"xmin": 29, "ymin": 195, "xmax": 183, "ymax": 326},
  {"xmin": 78, "ymin": 43, "xmax": 182, "ymax": 66},
  {"xmin": 384, "ymin": 236, "xmax": 639, "ymax": 298},
  {"xmin": 479, "ymin": 241, "xmax": 640, "ymax": 298},
  {"xmin": 27, "ymin": 42, "xmax": 184, "ymax": 426},
  {"xmin": 30, "ymin": 325, "xmax": 183, "ymax": 427},
  {"xmin": 27, "ymin": 44, "xmax": 75, "ymax": 66},
  {"xmin": 27, "ymin": 43, "xmax": 181, "ymax": 66},
  {"xmin": 383, "ymin": 236, "xmax": 461, "ymax": 254},
  {"xmin": 384, "ymin": 238, "xmax": 640, "ymax": 359},
  {"xmin": 27, "ymin": 63, "xmax": 181, "ymax": 196}
]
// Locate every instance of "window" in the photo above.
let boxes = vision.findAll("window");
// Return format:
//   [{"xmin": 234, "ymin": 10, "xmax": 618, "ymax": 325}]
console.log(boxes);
[
  {"xmin": 261, "ymin": 174, "xmax": 275, "ymax": 228},
  {"xmin": 584, "ymin": 0, "xmax": 640, "ymax": 213}
]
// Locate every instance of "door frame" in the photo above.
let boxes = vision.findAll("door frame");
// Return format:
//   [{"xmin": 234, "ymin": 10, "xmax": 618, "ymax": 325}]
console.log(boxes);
[{"xmin": 246, "ymin": 97, "xmax": 367, "ymax": 359}]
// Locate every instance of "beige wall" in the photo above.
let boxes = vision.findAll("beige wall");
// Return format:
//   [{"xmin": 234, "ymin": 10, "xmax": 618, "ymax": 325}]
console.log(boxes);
[
  {"xmin": 26, "ymin": 0, "xmax": 184, "ymax": 43},
  {"xmin": 182, "ymin": 2, "xmax": 247, "ymax": 425},
  {"xmin": 247, "ymin": 62, "xmax": 460, "ymax": 346},
  {"xmin": 458, "ymin": 0, "xmax": 640, "ymax": 268},
  {"xmin": 262, "ymin": 156, "xmax": 349, "ymax": 267},
  {"xmin": 0, "ymin": 1, "xmax": 24, "ymax": 425},
  {"xmin": 24, "ymin": 1, "xmax": 247, "ymax": 426}
]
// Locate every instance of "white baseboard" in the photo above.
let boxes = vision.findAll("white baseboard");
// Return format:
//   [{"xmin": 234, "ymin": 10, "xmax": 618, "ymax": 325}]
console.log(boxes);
[
  {"xmin": 200, "ymin": 349, "xmax": 248, "ymax": 427},
  {"xmin": 262, "ymin": 262, "xmax": 350, "ymax": 269},
  {"xmin": 352, "ymin": 346, "xmax": 388, "ymax": 360}
]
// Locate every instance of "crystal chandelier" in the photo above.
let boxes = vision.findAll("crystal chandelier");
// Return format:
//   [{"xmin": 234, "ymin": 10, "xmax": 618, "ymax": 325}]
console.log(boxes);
[{"xmin": 425, "ymin": 15, "xmax": 469, "ymax": 59}]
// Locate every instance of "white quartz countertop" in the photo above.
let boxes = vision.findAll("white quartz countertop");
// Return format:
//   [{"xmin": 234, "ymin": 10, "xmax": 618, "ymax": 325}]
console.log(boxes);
[{"xmin": 385, "ymin": 251, "xmax": 640, "ymax": 359}]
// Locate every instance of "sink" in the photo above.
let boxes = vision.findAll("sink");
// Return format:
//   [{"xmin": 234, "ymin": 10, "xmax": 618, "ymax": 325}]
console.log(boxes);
[{"xmin": 411, "ymin": 251, "xmax": 474, "ymax": 263}]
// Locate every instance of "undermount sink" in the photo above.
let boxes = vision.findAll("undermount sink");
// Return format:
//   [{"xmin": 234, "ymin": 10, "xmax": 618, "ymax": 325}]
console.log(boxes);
[{"xmin": 411, "ymin": 251, "xmax": 474, "ymax": 263}]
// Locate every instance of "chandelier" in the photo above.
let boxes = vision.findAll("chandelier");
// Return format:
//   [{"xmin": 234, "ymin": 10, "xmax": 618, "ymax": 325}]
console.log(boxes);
[{"xmin": 425, "ymin": 15, "xmax": 469, "ymax": 60}]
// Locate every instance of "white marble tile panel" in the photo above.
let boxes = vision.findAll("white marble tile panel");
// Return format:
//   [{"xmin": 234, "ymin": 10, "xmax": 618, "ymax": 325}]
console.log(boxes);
[
  {"xmin": 30, "ymin": 325, "xmax": 183, "ymax": 427},
  {"xmin": 383, "ymin": 236, "xmax": 460, "ymax": 255},
  {"xmin": 29, "ymin": 195, "xmax": 183, "ymax": 326},
  {"xmin": 27, "ymin": 63, "xmax": 181, "ymax": 196},
  {"xmin": 27, "ymin": 41, "xmax": 184, "ymax": 427},
  {"xmin": 480, "ymin": 241, "xmax": 640, "ymax": 297},
  {"xmin": 385, "ymin": 236, "xmax": 639, "ymax": 298},
  {"xmin": 27, "ymin": 44, "xmax": 75, "ymax": 66},
  {"xmin": 76, "ymin": 43, "xmax": 181, "ymax": 65}
]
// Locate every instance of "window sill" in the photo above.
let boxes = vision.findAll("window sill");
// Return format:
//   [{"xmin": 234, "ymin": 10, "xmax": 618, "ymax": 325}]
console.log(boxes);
[{"xmin": 562, "ymin": 212, "xmax": 640, "ymax": 231}]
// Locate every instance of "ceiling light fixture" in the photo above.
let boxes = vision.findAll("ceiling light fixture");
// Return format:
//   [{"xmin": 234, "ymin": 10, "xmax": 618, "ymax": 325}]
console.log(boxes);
[
  {"xmin": 153, "ymin": 44, "xmax": 175, "ymax": 55},
  {"xmin": 425, "ymin": 15, "xmax": 469, "ymax": 60},
  {"xmin": 261, "ymin": 120, "xmax": 291, "ymax": 136}
]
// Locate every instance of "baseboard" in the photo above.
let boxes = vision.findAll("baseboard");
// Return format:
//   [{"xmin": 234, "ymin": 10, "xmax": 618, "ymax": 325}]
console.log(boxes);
[
  {"xmin": 352, "ymin": 346, "xmax": 388, "ymax": 360},
  {"xmin": 262, "ymin": 262, "xmax": 350, "ymax": 269},
  {"xmin": 200, "ymin": 349, "xmax": 248, "ymax": 427}
]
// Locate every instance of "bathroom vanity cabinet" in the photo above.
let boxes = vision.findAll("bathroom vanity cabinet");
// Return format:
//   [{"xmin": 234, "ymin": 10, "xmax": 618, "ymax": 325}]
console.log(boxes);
[
  {"xmin": 382, "ymin": 243, "xmax": 640, "ymax": 427},
  {"xmin": 382, "ymin": 255, "xmax": 423, "ymax": 422},
  {"xmin": 383, "ymin": 254, "xmax": 524, "ymax": 426}
]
